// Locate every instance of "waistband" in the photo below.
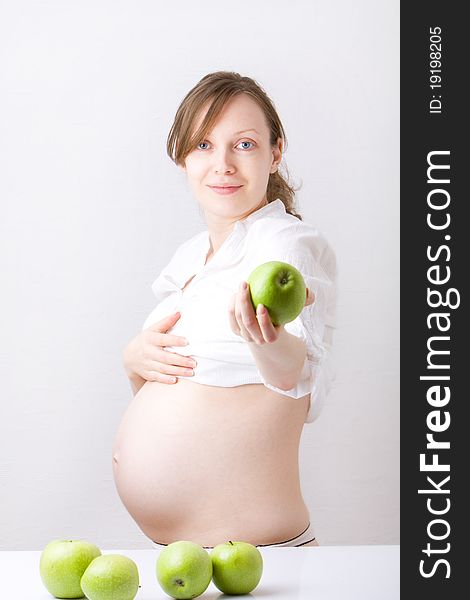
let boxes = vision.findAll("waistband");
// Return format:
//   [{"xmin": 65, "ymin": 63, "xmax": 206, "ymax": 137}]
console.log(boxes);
[
  {"xmin": 151, "ymin": 522, "xmax": 315, "ymax": 549},
  {"xmin": 256, "ymin": 522, "xmax": 315, "ymax": 547}
]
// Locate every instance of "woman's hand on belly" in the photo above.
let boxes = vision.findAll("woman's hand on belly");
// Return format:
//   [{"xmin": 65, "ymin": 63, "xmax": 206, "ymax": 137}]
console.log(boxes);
[{"xmin": 123, "ymin": 311, "xmax": 197, "ymax": 385}]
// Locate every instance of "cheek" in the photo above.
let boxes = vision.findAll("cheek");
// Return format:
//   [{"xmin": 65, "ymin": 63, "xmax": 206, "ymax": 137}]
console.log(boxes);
[
  {"xmin": 249, "ymin": 155, "xmax": 272, "ymax": 175},
  {"xmin": 185, "ymin": 160, "xmax": 208, "ymax": 182},
  {"xmin": 248, "ymin": 165, "xmax": 270, "ymax": 191},
  {"xmin": 183, "ymin": 153, "xmax": 200, "ymax": 169}
]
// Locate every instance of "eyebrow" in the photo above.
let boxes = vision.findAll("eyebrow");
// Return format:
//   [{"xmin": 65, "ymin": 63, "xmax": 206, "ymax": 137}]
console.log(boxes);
[{"xmin": 233, "ymin": 129, "xmax": 259, "ymax": 135}]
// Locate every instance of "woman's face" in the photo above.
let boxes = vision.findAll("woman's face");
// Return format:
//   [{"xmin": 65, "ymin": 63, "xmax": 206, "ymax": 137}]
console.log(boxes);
[{"xmin": 180, "ymin": 93, "xmax": 282, "ymax": 223}]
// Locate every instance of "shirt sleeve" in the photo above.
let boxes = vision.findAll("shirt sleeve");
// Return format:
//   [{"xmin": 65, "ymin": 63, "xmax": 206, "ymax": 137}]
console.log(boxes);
[{"xmin": 252, "ymin": 223, "xmax": 337, "ymax": 423}]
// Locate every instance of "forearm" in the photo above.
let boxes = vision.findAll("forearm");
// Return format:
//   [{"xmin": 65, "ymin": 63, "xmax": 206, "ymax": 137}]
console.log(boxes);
[{"xmin": 248, "ymin": 327, "xmax": 307, "ymax": 391}]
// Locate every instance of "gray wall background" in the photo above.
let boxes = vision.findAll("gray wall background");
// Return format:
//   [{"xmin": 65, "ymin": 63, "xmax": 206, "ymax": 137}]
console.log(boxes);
[{"xmin": 0, "ymin": 0, "xmax": 399, "ymax": 549}]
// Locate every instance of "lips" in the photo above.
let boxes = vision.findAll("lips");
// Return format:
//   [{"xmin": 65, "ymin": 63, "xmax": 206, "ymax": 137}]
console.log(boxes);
[
  {"xmin": 209, "ymin": 185, "xmax": 243, "ymax": 188},
  {"xmin": 208, "ymin": 185, "xmax": 243, "ymax": 195}
]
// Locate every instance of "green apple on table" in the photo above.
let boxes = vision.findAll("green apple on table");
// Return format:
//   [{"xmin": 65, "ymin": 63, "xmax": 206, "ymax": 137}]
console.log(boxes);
[
  {"xmin": 156, "ymin": 540, "xmax": 213, "ymax": 599},
  {"xmin": 81, "ymin": 554, "xmax": 139, "ymax": 600},
  {"xmin": 247, "ymin": 260, "xmax": 307, "ymax": 325},
  {"xmin": 210, "ymin": 540, "xmax": 263, "ymax": 595},
  {"xmin": 39, "ymin": 539, "xmax": 101, "ymax": 598}
]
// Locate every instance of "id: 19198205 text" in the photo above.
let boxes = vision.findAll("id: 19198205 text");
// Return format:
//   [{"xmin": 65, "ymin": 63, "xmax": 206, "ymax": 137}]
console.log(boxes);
[{"xmin": 429, "ymin": 27, "xmax": 442, "ymax": 114}]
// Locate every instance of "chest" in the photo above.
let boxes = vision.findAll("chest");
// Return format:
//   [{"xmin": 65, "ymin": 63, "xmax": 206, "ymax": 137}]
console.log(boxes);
[{"xmin": 143, "ymin": 264, "xmax": 250, "ymax": 339}]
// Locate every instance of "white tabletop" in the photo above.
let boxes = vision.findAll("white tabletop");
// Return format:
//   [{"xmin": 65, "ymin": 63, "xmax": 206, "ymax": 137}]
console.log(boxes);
[{"xmin": 1, "ymin": 545, "xmax": 399, "ymax": 599}]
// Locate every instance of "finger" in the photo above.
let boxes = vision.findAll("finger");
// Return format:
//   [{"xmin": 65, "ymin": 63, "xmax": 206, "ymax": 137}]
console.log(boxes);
[
  {"xmin": 237, "ymin": 316, "xmax": 253, "ymax": 342},
  {"xmin": 146, "ymin": 371, "xmax": 178, "ymax": 384},
  {"xmin": 153, "ymin": 332, "xmax": 189, "ymax": 347},
  {"xmin": 154, "ymin": 349, "xmax": 197, "ymax": 369},
  {"xmin": 256, "ymin": 304, "xmax": 278, "ymax": 343},
  {"xmin": 234, "ymin": 294, "xmax": 252, "ymax": 341},
  {"xmin": 239, "ymin": 282, "xmax": 264, "ymax": 344},
  {"xmin": 149, "ymin": 362, "xmax": 195, "ymax": 377},
  {"xmin": 305, "ymin": 288, "xmax": 315, "ymax": 306},
  {"xmin": 228, "ymin": 292, "xmax": 241, "ymax": 335},
  {"xmin": 150, "ymin": 311, "xmax": 182, "ymax": 333}
]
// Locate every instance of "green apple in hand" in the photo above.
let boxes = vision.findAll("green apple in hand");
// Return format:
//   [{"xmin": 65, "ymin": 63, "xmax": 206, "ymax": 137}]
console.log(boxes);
[
  {"xmin": 39, "ymin": 539, "xmax": 101, "ymax": 598},
  {"xmin": 156, "ymin": 540, "xmax": 213, "ymax": 599},
  {"xmin": 247, "ymin": 261, "xmax": 307, "ymax": 325},
  {"xmin": 80, "ymin": 554, "xmax": 139, "ymax": 600},
  {"xmin": 211, "ymin": 540, "xmax": 263, "ymax": 595}
]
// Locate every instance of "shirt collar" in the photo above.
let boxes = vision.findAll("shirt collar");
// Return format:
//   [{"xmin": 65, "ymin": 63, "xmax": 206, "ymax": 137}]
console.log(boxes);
[
  {"xmin": 200, "ymin": 199, "xmax": 286, "ymax": 271},
  {"xmin": 238, "ymin": 198, "xmax": 286, "ymax": 229}
]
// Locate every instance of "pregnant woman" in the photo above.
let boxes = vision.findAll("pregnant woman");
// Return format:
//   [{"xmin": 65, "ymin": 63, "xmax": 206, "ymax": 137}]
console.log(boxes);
[{"xmin": 112, "ymin": 71, "xmax": 337, "ymax": 549}]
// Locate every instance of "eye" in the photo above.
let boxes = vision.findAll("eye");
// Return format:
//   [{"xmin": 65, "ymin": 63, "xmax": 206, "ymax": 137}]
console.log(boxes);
[
  {"xmin": 237, "ymin": 140, "xmax": 255, "ymax": 150},
  {"xmin": 195, "ymin": 140, "xmax": 255, "ymax": 151}
]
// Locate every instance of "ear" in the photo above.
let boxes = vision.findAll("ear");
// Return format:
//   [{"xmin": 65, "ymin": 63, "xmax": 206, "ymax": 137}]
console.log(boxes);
[{"xmin": 270, "ymin": 137, "xmax": 283, "ymax": 173}]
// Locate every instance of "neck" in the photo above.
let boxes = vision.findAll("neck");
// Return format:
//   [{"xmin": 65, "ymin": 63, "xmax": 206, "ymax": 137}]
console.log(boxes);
[
  {"xmin": 205, "ymin": 217, "xmax": 237, "ymax": 256},
  {"xmin": 204, "ymin": 197, "xmax": 269, "ymax": 255}
]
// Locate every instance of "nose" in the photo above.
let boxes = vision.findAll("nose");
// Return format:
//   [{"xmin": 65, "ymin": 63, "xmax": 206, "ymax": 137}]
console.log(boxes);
[{"xmin": 213, "ymin": 147, "xmax": 236, "ymax": 174}]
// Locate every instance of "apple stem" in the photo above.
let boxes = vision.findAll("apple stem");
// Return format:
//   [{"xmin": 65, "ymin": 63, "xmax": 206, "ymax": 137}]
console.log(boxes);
[{"xmin": 228, "ymin": 541, "xmax": 234, "ymax": 545}]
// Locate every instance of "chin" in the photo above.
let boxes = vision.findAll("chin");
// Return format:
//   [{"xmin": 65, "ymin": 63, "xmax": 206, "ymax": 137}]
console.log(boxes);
[{"xmin": 197, "ymin": 190, "xmax": 264, "ymax": 219}]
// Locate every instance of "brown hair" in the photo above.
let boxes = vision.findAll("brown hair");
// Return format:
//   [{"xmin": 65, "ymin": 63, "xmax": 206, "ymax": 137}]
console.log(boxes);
[{"xmin": 166, "ymin": 71, "xmax": 302, "ymax": 220}]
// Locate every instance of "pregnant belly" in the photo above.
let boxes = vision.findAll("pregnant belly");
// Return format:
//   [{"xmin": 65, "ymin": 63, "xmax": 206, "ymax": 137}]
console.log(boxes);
[{"xmin": 112, "ymin": 379, "xmax": 309, "ymax": 545}]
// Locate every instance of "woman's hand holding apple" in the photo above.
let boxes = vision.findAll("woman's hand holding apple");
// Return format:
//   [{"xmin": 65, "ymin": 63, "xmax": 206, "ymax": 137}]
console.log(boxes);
[
  {"xmin": 228, "ymin": 280, "xmax": 314, "ymax": 346},
  {"xmin": 228, "ymin": 281, "xmax": 281, "ymax": 345},
  {"xmin": 123, "ymin": 312, "xmax": 197, "ymax": 384},
  {"xmin": 229, "ymin": 271, "xmax": 314, "ymax": 390}
]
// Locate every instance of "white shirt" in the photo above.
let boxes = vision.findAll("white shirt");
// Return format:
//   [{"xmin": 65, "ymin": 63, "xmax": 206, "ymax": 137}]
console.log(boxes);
[{"xmin": 142, "ymin": 199, "xmax": 337, "ymax": 423}]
